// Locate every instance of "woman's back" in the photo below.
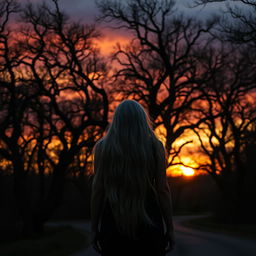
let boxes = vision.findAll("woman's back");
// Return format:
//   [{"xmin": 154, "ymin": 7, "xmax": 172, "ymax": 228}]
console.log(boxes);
[{"xmin": 90, "ymin": 100, "xmax": 175, "ymax": 256}]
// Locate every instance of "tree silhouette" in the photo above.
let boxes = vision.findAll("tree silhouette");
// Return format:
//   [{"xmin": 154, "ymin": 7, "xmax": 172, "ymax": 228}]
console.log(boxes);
[
  {"xmin": 0, "ymin": 0, "xmax": 109, "ymax": 234},
  {"xmin": 194, "ymin": 0, "xmax": 256, "ymax": 45},
  {"xmin": 97, "ymin": 0, "xmax": 217, "ymax": 164},
  {"xmin": 189, "ymin": 40, "xmax": 256, "ymax": 222}
]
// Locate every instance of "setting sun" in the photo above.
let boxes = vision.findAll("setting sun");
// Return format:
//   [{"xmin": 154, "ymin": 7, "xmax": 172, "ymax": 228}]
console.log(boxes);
[{"xmin": 181, "ymin": 166, "xmax": 195, "ymax": 176}]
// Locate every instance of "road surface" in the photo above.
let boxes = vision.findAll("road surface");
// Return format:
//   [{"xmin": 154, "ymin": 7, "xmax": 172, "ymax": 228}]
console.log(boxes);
[{"xmin": 47, "ymin": 215, "xmax": 256, "ymax": 256}]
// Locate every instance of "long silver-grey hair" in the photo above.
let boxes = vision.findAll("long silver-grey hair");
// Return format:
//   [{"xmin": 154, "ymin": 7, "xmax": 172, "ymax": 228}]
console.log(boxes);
[{"xmin": 93, "ymin": 100, "xmax": 162, "ymax": 239}]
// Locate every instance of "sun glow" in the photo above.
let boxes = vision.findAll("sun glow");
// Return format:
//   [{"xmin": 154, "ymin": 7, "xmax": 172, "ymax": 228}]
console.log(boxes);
[{"xmin": 180, "ymin": 166, "xmax": 195, "ymax": 176}]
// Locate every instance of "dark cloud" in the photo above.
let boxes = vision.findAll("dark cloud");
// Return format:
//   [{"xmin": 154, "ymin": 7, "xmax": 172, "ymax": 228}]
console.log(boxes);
[
  {"xmin": 59, "ymin": 0, "xmax": 98, "ymax": 22},
  {"xmin": 17, "ymin": 0, "xmax": 98, "ymax": 23},
  {"xmin": 17, "ymin": 0, "xmax": 250, "ymax": 24}
]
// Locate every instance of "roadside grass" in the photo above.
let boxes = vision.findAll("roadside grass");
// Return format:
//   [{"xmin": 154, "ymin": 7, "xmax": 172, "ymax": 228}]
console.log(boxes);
[
  {"xmin": 0, "ymin": 225, "xmax": 90, "ymax": 256},
  {"xmin": 182, "ymin": 216, "xmax": 256, "ymax": 240}
]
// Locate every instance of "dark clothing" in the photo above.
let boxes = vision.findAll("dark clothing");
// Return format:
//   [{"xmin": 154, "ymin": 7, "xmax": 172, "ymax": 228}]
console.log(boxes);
[{"xmin": 98, "ymin": 189, "xmax": 167, "ymax": 256}]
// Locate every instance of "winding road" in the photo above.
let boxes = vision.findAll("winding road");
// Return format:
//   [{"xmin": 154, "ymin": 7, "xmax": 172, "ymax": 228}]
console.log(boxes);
[{"xmin": 48, "ymin": 215, "xmax": 256, "ymax": 256}]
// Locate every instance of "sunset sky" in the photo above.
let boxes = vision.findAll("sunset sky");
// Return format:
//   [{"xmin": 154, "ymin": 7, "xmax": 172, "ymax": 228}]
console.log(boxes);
[
  {"xmin": 16, "ymin": 0, "xmax": 247, "ymax": 56},
  {"xmin": 10, "ymin": 0, "xmax": 250, "ymax": 177}
]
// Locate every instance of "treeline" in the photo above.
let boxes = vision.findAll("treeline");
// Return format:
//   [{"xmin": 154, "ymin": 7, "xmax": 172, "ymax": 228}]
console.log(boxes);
[{"xmin": 0, "ymin": 0, "xmax": 256, "ymax": 235}]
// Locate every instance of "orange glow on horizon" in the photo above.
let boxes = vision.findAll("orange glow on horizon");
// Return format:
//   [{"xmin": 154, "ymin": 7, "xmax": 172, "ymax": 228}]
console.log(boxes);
[{"xmin": 167, "ymin": 164, "xmax": 197, "ymax": 177}]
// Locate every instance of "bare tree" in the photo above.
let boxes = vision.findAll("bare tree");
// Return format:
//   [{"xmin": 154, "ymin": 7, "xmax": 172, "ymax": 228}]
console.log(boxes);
[
  {"xmin": 0, "ymin": 0, "xmax": 110, "ymax": 234},
  {"xmin": 0, "ymin": 0, "xmax": 39, "ymax": 234},
  {"xmin": 189, "ymin": 41, "xmax": 256, "ymax": 222},
  {"xmin": 97, "ymin": 0, "xmax": 217, "ymax": 167},
  {"xmin": 193, "ymin": 0, "xmax": 256, "ymax": 45}
]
